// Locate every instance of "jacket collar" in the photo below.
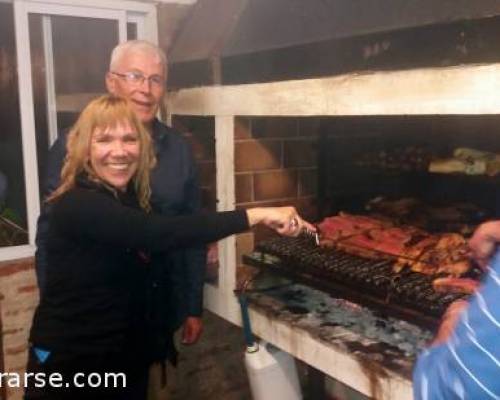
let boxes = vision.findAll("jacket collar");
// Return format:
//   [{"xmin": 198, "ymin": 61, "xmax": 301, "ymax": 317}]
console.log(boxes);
[
  {"xmin": 75, "ymin": 173, "xmax": 136, "ymax": 205},
  {"xmin": 151, "ymin": 118, "xmax": 166, "ymax": 144}
]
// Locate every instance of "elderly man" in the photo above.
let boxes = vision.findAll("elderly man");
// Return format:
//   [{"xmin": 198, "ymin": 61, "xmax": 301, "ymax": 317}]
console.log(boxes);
[
  {"xmin": 413, "ymin": 220, "xmax": 500, "ymax": 399},
  {"xmin": 36, "ymin": 40, "xmax": 206, "ymax": 399}
]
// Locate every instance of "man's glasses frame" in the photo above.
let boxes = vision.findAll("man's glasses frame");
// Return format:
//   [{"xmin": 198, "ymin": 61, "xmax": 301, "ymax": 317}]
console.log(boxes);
[{"xmin": 111, "ymin": 71, "xmax": 164, "ymax": 87}]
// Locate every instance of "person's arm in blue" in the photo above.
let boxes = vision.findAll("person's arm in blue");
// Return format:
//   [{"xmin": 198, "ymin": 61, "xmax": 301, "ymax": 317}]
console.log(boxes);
[
  {"xmin": 413, "ymin": 223, "xmax": 500, "ymax": 399},
  {"xmin": 179, "ymin": 143, "xmax": 207, "ymax": 344},
  {"xmin": 35, "ymin": 134, "xmax": 67, "ymax": 294}
]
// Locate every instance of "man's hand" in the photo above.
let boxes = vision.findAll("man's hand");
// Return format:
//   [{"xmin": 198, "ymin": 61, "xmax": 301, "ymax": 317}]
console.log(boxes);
[
  {"xmin": 432, "ymin": 299, "xmax": 468, "ymax": 346},
  {"xmin": 469, "ymin": 220, "xmax": 500, "ymax": 269},
  {"xmin": 181, "ymin": 316, "xmax": 203, "ymax": 345}
]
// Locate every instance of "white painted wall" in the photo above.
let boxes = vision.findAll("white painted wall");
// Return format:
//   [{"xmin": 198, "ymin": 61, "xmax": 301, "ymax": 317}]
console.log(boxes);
[{"xmin": 167, "ymin": 64, "xmax": 500, "ymax": 116}]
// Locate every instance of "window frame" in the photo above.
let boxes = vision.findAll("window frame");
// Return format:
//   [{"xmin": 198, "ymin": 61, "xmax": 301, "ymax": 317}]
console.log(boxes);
[{"xmin": 0, "ymin": 0, "xmax": 157, "ymax": 262}]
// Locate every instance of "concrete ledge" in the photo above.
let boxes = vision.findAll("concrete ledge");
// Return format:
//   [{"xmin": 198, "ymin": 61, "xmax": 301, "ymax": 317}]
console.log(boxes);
[{"xmin": 167, "ymin": 63, "xmax": 500, "ymax": 116}]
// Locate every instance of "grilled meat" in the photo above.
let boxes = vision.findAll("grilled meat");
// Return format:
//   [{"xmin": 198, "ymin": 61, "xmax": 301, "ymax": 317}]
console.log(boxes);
[
  {"xmin": 318, "ymin": 213, "xmax": 410, "ymax": 259},
  {"xmin": 318, "ymin": 213, "xmax": 472, "ymax": 277},
  {"xmin": 393, "ymin": 233, "xmax": 471, "ymax": 276},
  {"xmin": 393, "ymin": 236, "xmax": 437, "ymax": 274},
  {"xmin": 432, "ymin": 277, "xmax": 480, "ymax": 294},
  {"xmin": 318, "ymin": 212, "xmax": 391, "ymax": 241}
]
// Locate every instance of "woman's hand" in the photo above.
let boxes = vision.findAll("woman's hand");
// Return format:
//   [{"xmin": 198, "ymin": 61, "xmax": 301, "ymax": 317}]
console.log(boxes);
[
  {"xmin": 469, "ymin": 220, "xmax": 500, "ymax": 269},
  {"xmin": 246, "ymin": 207, "xmax": 316, "ymax": 237}
]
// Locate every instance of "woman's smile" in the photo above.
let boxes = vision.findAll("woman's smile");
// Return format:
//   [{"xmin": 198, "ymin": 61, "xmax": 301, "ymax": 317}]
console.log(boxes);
[{"xmin": 90, "ymin": 122, "xmax": 140, "ymax": 191}]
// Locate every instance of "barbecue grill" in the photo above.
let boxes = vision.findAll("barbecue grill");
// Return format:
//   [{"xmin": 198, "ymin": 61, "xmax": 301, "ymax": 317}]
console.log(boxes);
[
  {"xmin": 244, "ymin": 121, "xmax": 497, "ymax": 331},
  {"xmin": 244, "ymin": 235, "xmax": 466, "ymax": 329}
]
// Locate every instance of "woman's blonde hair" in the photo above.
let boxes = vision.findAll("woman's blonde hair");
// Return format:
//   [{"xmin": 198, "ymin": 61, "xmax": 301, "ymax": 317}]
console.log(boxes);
[{"xmin": 47, "ymin": 95, "xmax": 156, "ymax": 211}]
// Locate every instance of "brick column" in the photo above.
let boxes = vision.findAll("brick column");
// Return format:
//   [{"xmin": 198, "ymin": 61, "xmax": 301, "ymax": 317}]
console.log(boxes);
[{"xmin": 0, "ymin": 257, "xmax": 38, "ymax": 400}]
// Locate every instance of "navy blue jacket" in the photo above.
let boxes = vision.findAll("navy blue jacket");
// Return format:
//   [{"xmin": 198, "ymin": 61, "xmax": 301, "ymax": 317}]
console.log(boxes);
[{"xmin": 35, "ymin": 119, "xmax": 206, "ymax": 362}]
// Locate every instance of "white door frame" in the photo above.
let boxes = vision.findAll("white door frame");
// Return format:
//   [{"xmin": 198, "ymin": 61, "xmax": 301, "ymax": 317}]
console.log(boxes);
[{"xmin": 203, "ymin": 116, "xmax": 241, "ymax": 322}]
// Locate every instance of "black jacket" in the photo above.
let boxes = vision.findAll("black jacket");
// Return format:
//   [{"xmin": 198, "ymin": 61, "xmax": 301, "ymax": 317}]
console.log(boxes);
[
  {"xmin": 30, "ymin": 177, "xmax": 248, "ymax": 360},
  {"xmin": 36, "ymin": 119, "xmax": 207, "ymax": 362}
]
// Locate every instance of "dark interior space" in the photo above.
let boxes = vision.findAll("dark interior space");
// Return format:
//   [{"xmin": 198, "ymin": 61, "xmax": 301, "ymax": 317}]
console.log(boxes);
[
  {"xmin": 316, "ymin": 115, "xmax": 500, "ymax": 224},
  {"xmin": 0, "ymin": 2, "xmax": 28, "ymax": 242},
  {"xmin": 244, "ymin": 114, "xmax": 500, "ymax": 331},
  {"xmin": 168, "ymin": 0, "xmax": 500, "ymax": 89},
  {"xmin": 221, "ymin": 16, "xmax": 500, "ymax": 85}
]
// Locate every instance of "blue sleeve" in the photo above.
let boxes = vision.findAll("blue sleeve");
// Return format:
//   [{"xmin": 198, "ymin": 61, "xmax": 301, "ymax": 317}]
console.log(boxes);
[
  {"xmin": 181, "ymin": 143, "xmax": 207, "ymax": 317},
  {"xmin": 43, "ymin": 134, "xmax": 67, "ymax": 197},
  {"xmin": 35, "ymin": 133, "xmax": 67, "ymax": 293},
  {"xmin": 413, "ymin": 252, "xmax": 500, "ymax": 400}
]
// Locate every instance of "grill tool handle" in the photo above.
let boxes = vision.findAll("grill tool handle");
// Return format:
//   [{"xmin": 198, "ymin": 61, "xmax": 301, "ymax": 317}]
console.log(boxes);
[
  {"xmin": 237, "ymin": 293, "xmax": 259, "ymax": 352},
  {"xmin": 301, "ymin": 228, "xmax": 320, "ymax": 246}
]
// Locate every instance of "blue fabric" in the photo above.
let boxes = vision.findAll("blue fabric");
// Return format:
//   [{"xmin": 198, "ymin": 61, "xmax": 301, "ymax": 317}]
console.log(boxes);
[
  {"xmin": 33, "ymin": 347, "xmax": 51, "ymax": 364},
  {"xmin": 413, "ymin": 252, "xmax": 500, "ymax": 399}
]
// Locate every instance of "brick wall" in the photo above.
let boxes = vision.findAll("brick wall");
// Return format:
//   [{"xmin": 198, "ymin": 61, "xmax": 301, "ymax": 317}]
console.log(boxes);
[
  {"xmin": 171, "ymin": 115, "xmax": 320, "ymax": 287},
  {"xmin": 0, "ymin": 257, "xmax": 38, "ymax": 400},
  {"xmin": 234, "ymin": 117, "xmax": 320, "ymax": 282}
]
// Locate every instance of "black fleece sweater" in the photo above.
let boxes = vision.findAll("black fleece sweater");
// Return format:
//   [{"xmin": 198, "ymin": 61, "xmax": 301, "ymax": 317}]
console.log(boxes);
[{"xmin": 30, "ymin": 180, "xmax": 249, "ymax": 357}]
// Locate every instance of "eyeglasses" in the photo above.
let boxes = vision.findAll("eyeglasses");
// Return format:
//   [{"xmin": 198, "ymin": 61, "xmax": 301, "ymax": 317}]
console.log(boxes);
[{"xmin": 111, "ymin": 71, "xmax": 164, "ymax": 87}]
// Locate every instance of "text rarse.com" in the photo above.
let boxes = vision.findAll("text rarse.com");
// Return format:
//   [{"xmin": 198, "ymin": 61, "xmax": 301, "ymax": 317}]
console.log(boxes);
[{"xmin": 0, "ymin": 372, "xmax": 126, "ymax": 388}]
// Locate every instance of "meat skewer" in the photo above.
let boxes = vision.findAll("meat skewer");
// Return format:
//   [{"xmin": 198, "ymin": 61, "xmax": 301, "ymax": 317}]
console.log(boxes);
[{"xmin": 324, "ymin": 238, "xmax": 453, "ymax": 269}]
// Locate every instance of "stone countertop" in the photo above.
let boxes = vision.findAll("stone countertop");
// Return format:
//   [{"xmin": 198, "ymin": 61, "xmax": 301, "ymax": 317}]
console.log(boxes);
[{"xmin": 244, "ymin": 278, "xmax": 432, "ymax": 399}]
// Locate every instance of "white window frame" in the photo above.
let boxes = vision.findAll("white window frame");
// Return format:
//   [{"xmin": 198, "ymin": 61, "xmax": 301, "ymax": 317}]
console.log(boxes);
[{"xmin": 0, "ymin": 0, "xmax": 157, "ymax": 262}]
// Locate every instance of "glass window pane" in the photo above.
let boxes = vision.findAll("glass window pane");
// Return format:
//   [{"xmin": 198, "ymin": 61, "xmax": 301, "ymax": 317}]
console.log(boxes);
[
  {"xmin": 29, "ymin": 15, "xmax": 118, "ymax": 199},
  {"xmin": 53, "ymin": 16, "xmax": 117, "ymax": 96},
  {"xmin": 0, "ymin": 3, "xmax": 29, "ymax": 247},
  {"xmin": 127, "ymin": 22, "xmax": 138, "ymax": 40}
]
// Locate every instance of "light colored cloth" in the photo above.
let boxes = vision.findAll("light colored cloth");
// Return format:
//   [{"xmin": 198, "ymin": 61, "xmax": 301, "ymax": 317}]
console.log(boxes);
[{"xmin": 413, "ymin": 252, "xmax": 500, "ymax": 399}]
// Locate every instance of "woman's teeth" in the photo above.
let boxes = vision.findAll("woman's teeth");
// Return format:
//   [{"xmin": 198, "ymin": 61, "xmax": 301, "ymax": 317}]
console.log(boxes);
[{"xmin": 108, "ymin": 163, "xmax": 129, "ymax": 171}]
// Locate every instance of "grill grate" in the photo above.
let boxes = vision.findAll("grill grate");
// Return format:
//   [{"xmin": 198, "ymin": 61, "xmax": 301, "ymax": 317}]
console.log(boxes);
[{"xmin": 245, "ymin": 236, "xmax": 465, "ymax": 328}]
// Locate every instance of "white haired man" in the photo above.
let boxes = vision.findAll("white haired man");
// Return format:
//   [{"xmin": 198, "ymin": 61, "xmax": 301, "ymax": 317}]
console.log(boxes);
[{"xmin": 36, "ymin": 40, "xmax": 205, "ymax": 399}]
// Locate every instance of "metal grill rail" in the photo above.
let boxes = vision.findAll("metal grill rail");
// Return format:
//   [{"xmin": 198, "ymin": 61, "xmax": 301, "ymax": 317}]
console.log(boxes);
[{"xmin": 245, "ymin": 236, "xmax": 465, "ymax": 328}]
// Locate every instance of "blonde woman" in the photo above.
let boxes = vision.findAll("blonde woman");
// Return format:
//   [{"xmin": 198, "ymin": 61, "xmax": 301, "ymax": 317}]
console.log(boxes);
[{"xmin": 26, "ymin": 95, "xmax": 314, "ymax": 399}]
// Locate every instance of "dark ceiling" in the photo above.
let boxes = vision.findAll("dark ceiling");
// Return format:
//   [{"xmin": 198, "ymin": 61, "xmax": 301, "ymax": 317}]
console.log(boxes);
[{"xmin": 169, "ymin": 0, "xmax": 500, "ymax": 62}]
